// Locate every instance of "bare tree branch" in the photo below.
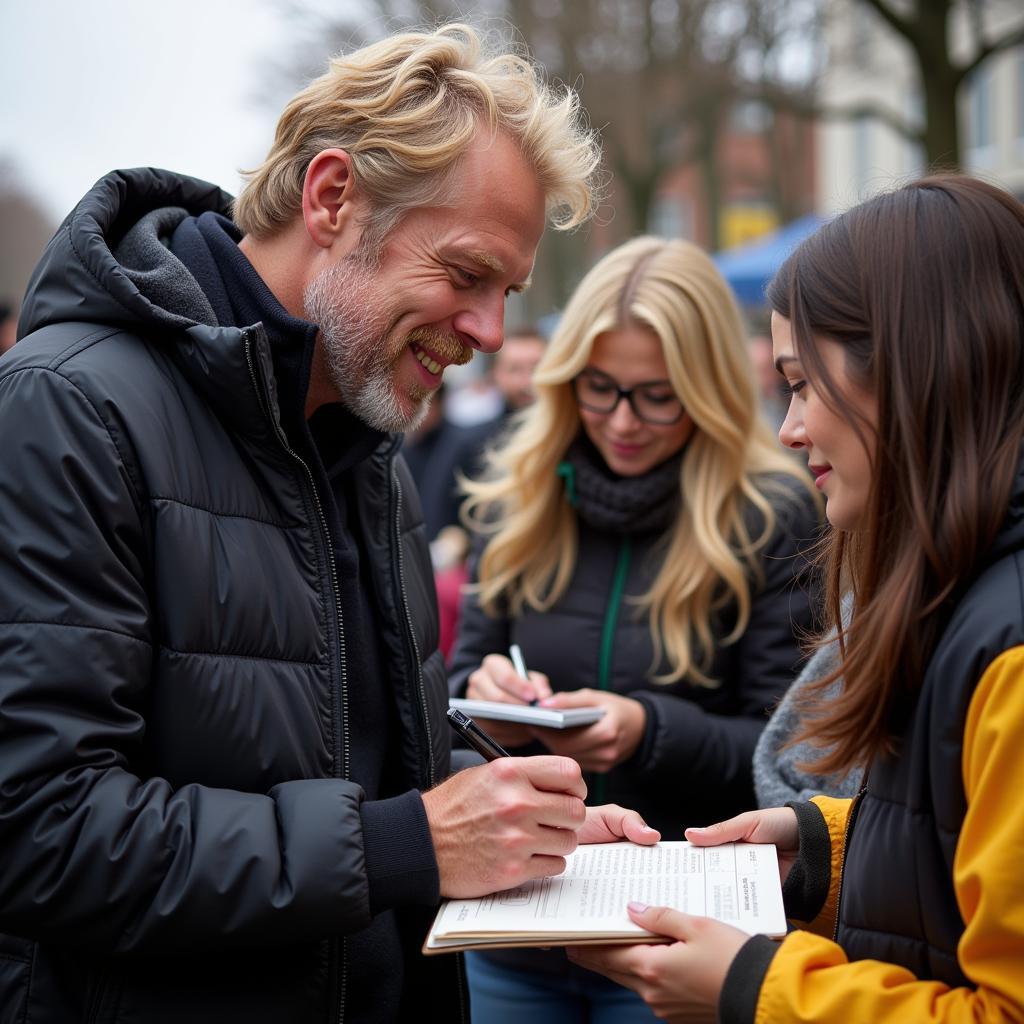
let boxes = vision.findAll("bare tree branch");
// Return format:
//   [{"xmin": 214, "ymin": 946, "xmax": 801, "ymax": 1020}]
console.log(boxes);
[
  {"xmin": 957, "ymin": 20, "xmax": 1024, "ymax": 82},
  {"xmin": 855, "ymin": 0, "xmax": 919, "ymax": 48},
  {"xmin": 822, "ymin": 102, "xmax": 924, "ymax": 143}
]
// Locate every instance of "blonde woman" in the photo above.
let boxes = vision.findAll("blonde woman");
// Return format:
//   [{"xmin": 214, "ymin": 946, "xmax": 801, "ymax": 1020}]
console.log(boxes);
[{"xmin": 448, "ymin": 236, "xmax": 820, "ymax": 1022}]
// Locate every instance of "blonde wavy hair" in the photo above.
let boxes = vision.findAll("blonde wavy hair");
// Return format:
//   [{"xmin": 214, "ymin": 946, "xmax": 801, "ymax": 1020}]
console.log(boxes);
[
  {"xmin": 462, "ymin": 236, "xmax": 816, "ymax": 686},
  {"xmin": 234, "ymin": 23, "xmax": 600, "ymax": 242}
]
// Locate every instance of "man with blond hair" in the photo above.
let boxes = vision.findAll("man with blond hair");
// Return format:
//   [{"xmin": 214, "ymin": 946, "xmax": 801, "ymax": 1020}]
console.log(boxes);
[{"xmin": 0, "ymin": 24, "xmax": 656, "ymax": 1023}]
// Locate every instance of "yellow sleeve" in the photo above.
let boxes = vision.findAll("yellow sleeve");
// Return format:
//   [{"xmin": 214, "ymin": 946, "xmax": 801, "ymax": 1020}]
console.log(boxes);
[
  {"xmin": 755, "ymin": 646, "xmax": 1024, "ymax": 1024},
  {"xmin": 804, "ymin": 795, "xmax": 852, "ymax": 937}
]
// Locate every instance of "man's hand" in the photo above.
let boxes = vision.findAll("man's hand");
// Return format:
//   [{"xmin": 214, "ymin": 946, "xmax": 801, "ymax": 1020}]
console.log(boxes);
[
  {"xmin": 685, "ymin": 807, "xmax": 800, "ymax": 884},
  {"xmin": 530, "ymin": 690, "xmax": 646, "ymax": 772},
  {"xmin": 464, "ymin": 654, "xmax": 554, "ymax": 748},
  {"xmin": 579, "ymin": 804, "xmax": 661, "ymax": 846},
  {"xmin": 568, "ymin": 905, "xmax": 750, "ymax": 1023},
  {"xmin": 422, "ymin": 755, "xmax": 586, "ymax": 898}
]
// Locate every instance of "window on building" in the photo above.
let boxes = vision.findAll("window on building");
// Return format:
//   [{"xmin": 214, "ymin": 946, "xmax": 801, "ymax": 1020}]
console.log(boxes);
[
  {"xmin": 904, "ymin": 88, "xmax": 924, "ymax": 177},
  {"xmin": 730, "ymin": 101, "xmax": 773, "ymax": 134},
  {"xmin": 853, "ymin": 114, "xmax": 872, "ymax": 198},
  {"xmin": 1017, "ymin": 47, "xmax": 1024, "ymax": 145},
  {"xmin": 648, "ymin": 194, "xmax": 692, "ymax": 240},
  {"xmin": 967, "ymin": 64, "xmax": 995, "ymax": 168}
]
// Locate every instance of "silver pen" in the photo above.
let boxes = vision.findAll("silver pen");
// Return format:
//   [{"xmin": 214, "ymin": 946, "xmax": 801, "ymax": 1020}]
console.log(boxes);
[{"xmin": 508, "ymin": 643, "xmax": 537, "ymax": 705}]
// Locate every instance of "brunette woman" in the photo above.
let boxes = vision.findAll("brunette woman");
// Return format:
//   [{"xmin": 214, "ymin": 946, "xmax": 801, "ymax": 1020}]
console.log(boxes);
[{"xmin": 570, "ymin": 175, "xmax": 1024, "ymax": 1023}]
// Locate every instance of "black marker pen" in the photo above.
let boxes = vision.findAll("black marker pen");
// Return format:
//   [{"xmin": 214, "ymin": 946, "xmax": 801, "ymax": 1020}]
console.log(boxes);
[{"xmin": 446, "ymin": 707, "xmax": 511, "ymax": 761}]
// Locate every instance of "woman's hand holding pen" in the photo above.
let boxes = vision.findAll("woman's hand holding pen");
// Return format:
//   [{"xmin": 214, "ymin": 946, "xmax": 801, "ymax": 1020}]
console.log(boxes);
[
  {"xmin": 533, "ymin": 689, "xmax": 646, "ymax": 773},
  {"xmin": 465, "ymin": 652, "xmax": 553, "ymax": 748}
]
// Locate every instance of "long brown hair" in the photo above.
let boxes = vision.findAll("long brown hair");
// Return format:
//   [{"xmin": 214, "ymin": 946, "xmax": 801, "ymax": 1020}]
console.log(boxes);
[{"xmin": 767, "ymin": 175, "xmax": 1024, "ymax": 775}]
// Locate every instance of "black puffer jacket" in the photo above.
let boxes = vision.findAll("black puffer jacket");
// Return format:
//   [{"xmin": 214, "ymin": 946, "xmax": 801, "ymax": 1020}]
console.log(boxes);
[{"xmin": 0, "ymin": 169, "xmax": 464, "ymax": 1022}]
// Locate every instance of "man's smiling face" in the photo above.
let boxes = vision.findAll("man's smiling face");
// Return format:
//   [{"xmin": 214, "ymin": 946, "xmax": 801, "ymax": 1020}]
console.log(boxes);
[{"xmin": 304, "ymin": 130, "xmax": 546, "ymax": 433}]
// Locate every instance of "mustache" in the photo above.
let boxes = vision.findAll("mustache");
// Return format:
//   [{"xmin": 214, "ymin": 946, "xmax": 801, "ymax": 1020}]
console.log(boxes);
[{"xmin": 406, "ymin": 326, "xmax": 474, "ymax": 367}]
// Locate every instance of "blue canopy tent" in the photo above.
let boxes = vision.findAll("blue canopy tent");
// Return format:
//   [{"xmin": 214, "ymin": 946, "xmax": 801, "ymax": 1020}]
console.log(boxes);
[{"xmin": 713, "ymin": 214, "xmax": 825, "ymax": 307}]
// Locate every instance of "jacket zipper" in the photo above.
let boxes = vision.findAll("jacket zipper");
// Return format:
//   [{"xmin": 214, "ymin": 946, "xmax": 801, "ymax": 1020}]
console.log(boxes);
[
  {"xmin": 391, "ymin": 463, "xmax": 436, "ymax": 790},
  {"xmin": 393, "ymin": 462, "xmax": 469, "ymax": 1022},
  {"xmin": 832, "ymin": 787, "xmax": 866, "ymax": 942},
  {"xmin": 592, "ymin": 536, "xmax": 632, "ymax": 805},
  {"xmin": 243, "ymin": 333, "xmax": 350, "ymax": 1021}
]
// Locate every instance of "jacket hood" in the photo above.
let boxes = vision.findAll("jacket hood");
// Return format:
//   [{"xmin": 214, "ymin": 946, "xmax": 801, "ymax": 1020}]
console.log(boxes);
[{"xmin": 19, "ymin": 168, "xmax": 234, "ymax": 339}]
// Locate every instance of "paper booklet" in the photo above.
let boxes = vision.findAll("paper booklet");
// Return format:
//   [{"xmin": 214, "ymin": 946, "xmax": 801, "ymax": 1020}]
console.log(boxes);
[
  {"xmin": 423, "ymin": 840, "xmax": 786, "ymax": 955},
  {"xmin": 448, "ymin": 697, "xmax": 605, "ymax": 729}
]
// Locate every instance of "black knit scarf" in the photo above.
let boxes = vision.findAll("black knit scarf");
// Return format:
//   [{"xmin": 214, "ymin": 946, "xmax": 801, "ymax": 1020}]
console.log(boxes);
[{"xmin": 557, "ymin": 435, "xmax": 682, "ymax": 535}]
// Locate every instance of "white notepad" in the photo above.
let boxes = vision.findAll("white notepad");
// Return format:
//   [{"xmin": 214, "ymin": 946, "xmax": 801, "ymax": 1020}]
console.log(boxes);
[
  {"xmin": 424, "ymin": 840, "xmax": 787, "ymax": 954},
  {"xmin": 449, "ymin": 697, "xmax": 605, "ymax": 729}
]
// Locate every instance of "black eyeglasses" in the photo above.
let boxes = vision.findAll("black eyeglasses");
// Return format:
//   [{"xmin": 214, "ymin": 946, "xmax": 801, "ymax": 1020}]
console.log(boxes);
[{"xmin": 572, "ymin": 369, "xmax": 685, "ymax": 425}]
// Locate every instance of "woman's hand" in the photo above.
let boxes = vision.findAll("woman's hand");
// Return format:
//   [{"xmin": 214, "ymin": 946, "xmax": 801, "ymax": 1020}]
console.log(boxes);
[
  {"xmin": 578, "ymin": 804, "xmax": 661, "ymax": 846},
  {"xmin": 531, "ymin": 689, "xmax": 646, "ymax": 772},
  {"xmin": 464, "ymin": 653, "xmax": 554, "ymax": 748},
  {"xmin": 685, "ymin": 807, "xmax": 800, "ymax": 885},
  {"xmin": 567, "ymin": 905, "xmax": 750, "ymax": 1023}
]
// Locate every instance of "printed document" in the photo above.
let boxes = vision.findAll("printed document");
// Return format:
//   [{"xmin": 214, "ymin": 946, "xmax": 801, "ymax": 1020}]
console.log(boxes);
[{"xmin": 424, "ymin": 840, "xmax": 786, "ymax": 954}]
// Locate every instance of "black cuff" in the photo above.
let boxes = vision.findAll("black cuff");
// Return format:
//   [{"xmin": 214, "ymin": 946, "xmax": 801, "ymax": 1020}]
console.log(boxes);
[
  {"xmin": 718, "ymin": 934, "xmax": 778, "ymax": 1024},
  {"xmin": 619, "ymin": 692, "xmax": 658, "ymax": 774},
  {"xmin": 781, "ymin": 800, "xmax": 831, "ymax": 922},
  {"xmin": 360, "ymin": 790, "xmax": 440, "ymax": 916}
]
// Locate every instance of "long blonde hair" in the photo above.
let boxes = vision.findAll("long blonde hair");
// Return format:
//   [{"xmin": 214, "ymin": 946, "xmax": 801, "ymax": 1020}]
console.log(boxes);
[
  {"xmin": 462, "ymin": 236, "xmax": 815, "ymax": 685},
  {"xmin": 235, "ymin": 23, "xmax": 600, "ymax": 242}
]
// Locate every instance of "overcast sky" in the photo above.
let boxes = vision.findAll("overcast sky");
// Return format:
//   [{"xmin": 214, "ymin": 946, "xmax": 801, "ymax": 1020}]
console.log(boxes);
[{"xmin": 1, "ymin": 0, "xmax": 295, "ymax": 222}]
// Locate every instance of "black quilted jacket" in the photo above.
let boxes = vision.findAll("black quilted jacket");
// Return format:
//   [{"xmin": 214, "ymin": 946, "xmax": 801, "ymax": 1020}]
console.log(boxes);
[{"xmin": 0, "ymin": 169, "xmax": 465, "ymax": 1023}]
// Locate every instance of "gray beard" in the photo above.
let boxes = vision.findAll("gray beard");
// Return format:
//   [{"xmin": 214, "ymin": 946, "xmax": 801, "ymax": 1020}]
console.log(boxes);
[{"xmin": 303, "ymin": 258, "xmax": 430, "ymax": 434}]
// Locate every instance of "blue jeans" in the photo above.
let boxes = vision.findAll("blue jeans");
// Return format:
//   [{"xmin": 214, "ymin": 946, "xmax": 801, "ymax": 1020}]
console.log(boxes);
[{"xmin": 466, "ymin": 952, "xmax": 661, "ymax": 1024}]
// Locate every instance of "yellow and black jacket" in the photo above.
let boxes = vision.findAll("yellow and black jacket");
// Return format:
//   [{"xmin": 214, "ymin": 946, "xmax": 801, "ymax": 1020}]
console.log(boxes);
[{"xmin": 721, "ymin": 461, "xmax": 1024, "ymax": 1023}]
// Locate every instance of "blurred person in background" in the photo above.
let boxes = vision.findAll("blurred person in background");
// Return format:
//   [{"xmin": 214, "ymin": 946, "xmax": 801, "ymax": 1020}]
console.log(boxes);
[
  {"xmin": 491, "ymin": 325, "xmax": 546, "ymax": 415},
  {"xmin": 0, "ymin": 23, "xmax": 658, "ymax": 1024},
  {"xmin": 748, "ymin": 325, "xmax": 787, "ymax": 433},
  {"xmin": 402, "ymin": 382, "xmax": 492, "ymax": 543},
  {"xmin": 402, "ymin": 383, "xmax": 495, "ymax": 661},
  {"xmin": 447, "ymin": 324, "xmax": 546, "ymax": 427},
  {"xmin": 0, "ymin": 301, "xmax": 17, "ymax": 355},
  {"xmin": 449, "ymin": 236, "xmax": 820, "ymax": 1022},
  {"xmin": 407, "ymin": 328, "xmax": 548, "ymax": 660}
]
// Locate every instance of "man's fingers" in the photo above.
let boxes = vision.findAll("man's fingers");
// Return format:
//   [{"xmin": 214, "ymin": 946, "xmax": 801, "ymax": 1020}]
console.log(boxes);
[
  {"xmin": 513, "ymin": 754, "xmax": 587, "ymax": 799},
  {"xmin": 531, "ymin": 792, "xmax": 587, "ymax": 831},
  {"xmin": 627, "ymin": 902, "xmax": 693, "ymax": 941},
  {"xmin": 522, "ymin": 853, "xmax": 568, "ymax": 881}
]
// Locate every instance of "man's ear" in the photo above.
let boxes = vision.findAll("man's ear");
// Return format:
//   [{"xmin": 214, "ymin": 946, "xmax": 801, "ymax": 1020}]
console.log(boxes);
[{"xmin": 301, "ymin": 149, "xmax": 361, "ymax": 250}]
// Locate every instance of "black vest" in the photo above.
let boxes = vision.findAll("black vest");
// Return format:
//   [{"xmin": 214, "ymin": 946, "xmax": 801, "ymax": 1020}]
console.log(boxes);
[{"xmin": 837, "ymin": 476, "xmax": 1024, "ymax": 986}]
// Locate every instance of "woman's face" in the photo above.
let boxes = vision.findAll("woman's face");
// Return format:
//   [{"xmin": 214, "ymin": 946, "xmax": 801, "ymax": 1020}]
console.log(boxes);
[
  {"xmin": 772, "ymin": 312, "xmax": 877, "ymax": 530},
  {"xmin": 576, "ymin": 324, "xmax": 694, "ymax": 477}
]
